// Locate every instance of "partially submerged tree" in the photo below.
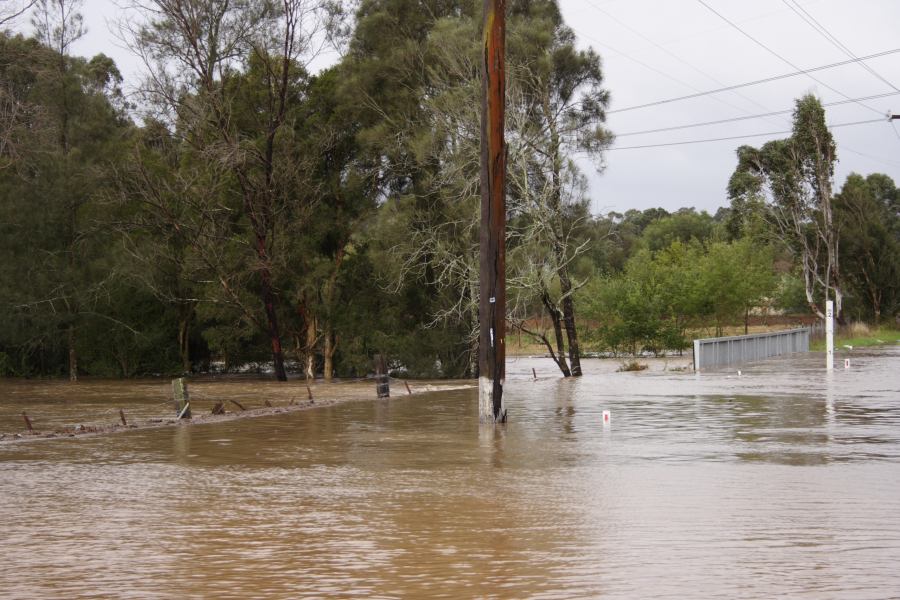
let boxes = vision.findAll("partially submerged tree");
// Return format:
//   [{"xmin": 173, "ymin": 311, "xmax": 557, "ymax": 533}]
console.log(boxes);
[
  {"xmin": 123, "ymin": 0, "xmax": 331, "ymax": 380},
  {"xmin": 509, "ymin": 3, "xmax": 612, "ymax": 376},
  {"xmin": 0, "ymin": 21, "xmax": 132, "ymax": 377}
]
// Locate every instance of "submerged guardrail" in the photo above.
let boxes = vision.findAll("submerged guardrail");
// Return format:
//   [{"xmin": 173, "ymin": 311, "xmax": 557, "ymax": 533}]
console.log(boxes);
[{"xmin": 693, "ymin": 328, "xmax": 810, "ymax": 371}]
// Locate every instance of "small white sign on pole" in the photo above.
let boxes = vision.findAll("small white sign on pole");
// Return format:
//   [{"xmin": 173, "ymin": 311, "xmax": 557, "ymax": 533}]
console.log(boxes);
[{"xmin": 825, "ymin": 300, "xmax": 834, "ymax": 370}]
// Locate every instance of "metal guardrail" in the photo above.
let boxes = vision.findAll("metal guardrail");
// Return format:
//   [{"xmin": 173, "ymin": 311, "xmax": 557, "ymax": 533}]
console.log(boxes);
[{"xmin": 693, "ymin": 328, "xmax": 810, "ymax": 371}]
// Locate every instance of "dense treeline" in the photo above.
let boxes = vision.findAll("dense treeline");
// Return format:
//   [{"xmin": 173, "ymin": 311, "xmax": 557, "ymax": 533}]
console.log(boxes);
[{"xmin": 1, "ymin": 0, "xmax": 897, "ymax": 379}]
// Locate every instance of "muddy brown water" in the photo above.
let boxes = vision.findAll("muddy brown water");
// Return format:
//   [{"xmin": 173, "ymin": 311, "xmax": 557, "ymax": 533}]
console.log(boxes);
[{"xmin": 1, "ymin": 347, "xmax": 899, "ymax": 598}]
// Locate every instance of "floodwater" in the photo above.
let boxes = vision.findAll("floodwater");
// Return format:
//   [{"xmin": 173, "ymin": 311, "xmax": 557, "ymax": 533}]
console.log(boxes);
[{"xmin": 1, "ymin": 347, "xmax": 899, "ymax": 599}]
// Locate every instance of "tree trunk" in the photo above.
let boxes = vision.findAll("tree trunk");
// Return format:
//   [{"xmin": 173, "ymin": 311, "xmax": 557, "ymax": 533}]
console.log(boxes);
[
  {"xmin": 545, "ymin": 91, "xmax": 582, "ymax": 377},
  {"xmin": 305, "ymin": 312, "xmax": 316, "ymax": 380},
  {"xmin": 323, "ymin": 327, "xmax": 335, "ymax": 381},
  {"xmin": 558, "ymin": 269, "xmax": 582, "ymax": 377},
  {"xmin": 67, "ymin": 325, "xmax": 77, "ymax": 382},
  {"xmin": 262, "ymin": 277, "xmax": 287, "ymax": 381},
  {"xmin": 177, "ymin": 306, "xmax": 191, "ymax": 373},
  {"xmin": 541, "ymin": 288, "xmax": 571, "ymax": 377}
]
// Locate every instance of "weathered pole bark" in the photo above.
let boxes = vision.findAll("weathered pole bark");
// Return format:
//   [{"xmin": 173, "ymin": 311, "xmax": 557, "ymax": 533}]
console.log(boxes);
[{"xmin": 479, "ymin": 0, "xmax": 507, "ymax": 424}]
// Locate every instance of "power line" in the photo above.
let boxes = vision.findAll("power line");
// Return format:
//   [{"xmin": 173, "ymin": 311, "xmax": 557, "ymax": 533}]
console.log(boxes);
[
  {"xmin": 580, "ymin": 0, "xmax": 789, "ymax": 130},
  {"xmin": 615, "ymin": 91, "xmax": 900, "ymax": 137},
  {"xmin": 606, "ymin": 47, "xmax": 900, "ymax": 114},
  {"xmin": 782, "ymin": 0, "xmax": 900, "ymax": 93},
  {"xmin": 838, "ymin": 143, "xmax": 900, "ymax": 169},
  {"xmin": 608, "ymin": 118, "xmax": 885, "ymax": 151},
  {"xmin": 569, "ymin": 26, "xmax": 722, "ymax": 104},
  {"xmin": 696, "ymin": 0, "xmax": 883, "ymax": 117}
]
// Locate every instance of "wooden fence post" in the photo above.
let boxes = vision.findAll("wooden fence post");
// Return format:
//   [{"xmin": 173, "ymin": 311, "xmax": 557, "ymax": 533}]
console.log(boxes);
[
  {"xmin": 172, "ymin": 377, "xmax": 191, "ymax": 419},
  {"xmin": 22, "ymin": 411, "xmax": 34, "ymax": 433}
]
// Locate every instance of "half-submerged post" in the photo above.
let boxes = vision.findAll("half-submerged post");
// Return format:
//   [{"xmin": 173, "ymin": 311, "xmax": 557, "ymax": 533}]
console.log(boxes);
[
  {"xmin": 479, "ymin": 0, "xmax": 507, "ymax": 423},
  {"xmin": 825, "ymin": 300, "xmax": 834, "ymax": 370},
  {"xmin": 375, "ymin": 354, "xmax": 390, "ymax": 399},
  {"xmin": 172, "ymin": 377, "xmax": 191, "ymax": 419}
]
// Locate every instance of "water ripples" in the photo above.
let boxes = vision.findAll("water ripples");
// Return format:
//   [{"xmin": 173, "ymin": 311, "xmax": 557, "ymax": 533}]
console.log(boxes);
[{"xmin": 1, "ymin": 346, "xmax": 899, "ymax": 597}]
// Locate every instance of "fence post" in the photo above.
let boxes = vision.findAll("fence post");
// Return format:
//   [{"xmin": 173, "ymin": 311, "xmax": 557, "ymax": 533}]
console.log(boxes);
[
  {"xmin": 825, "ymin": 300, "xmax": 834, "ymax": 370},
  {"xmin": 693, "ymin": 339, "xmax": 701, "ymax": 372},
  {"xmin": 172, "ymin": 377, "xmax": 191, "ymax": 419}
]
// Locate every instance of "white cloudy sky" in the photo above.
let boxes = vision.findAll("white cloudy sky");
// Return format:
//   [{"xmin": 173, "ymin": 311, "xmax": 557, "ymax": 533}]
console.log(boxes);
[{"xmin": 11, "ymin": 0, "xmax": 900, "ymax": 215}]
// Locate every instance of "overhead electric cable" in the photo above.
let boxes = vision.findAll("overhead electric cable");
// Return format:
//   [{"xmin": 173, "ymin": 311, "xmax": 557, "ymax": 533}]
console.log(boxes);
[
  {"xmin": 783, "ymin": 0, "xmax": 900, "ymax": 93},
  {"xmin": 696, "ymin": 0, "xmax": 883, "ymax": 116},
  {"xmin": 608, "ymin": 118, "xmax": 885, "ymax": 150},
  {"xmin": 581, "ymin": 0, "xmax": 789, "ymax": 129},
  {"xmin": 616, "ymin": 91, "xmax": 900, "ymax": 137},
  {"xmin": 838, "ymin": 143, "xmax": 900, "ymax": 169},
  {"xmin": 606, "ymin": 48, "xmax": 900, "ymax": 114},
  {"xmin": 569, "ymin": 26, "xmax": 721, "ymax": 100}
]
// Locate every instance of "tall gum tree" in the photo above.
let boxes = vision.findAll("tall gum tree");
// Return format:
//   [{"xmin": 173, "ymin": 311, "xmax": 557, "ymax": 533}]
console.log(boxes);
[
  {"xmin": 124, "ymin": 0, "xmax": 330, "ymax": 380},
  {"xmin": 508, "ymin": 0, "xmax": 612, "ymax": 376},
  {"xmin": 834, "ymin": 173, "xmax": 900, "ymax": 323},
  {"xmin": 32, "ymin": 0, "xmax": 86, "ymax": 381},
  {"xmin": 728, "ymin": 95, "xmax": 842, "ymax": 322}
]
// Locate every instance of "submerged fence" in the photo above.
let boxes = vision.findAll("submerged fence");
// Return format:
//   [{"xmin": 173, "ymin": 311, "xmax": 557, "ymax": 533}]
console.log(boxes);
[{"xmin": 693, "ymin": 328, "xmax": 810, "ymax": 371}]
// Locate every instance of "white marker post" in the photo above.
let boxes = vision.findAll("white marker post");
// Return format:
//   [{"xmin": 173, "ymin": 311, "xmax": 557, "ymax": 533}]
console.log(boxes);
[{"xmin": 825, "ymin": 300, "xmax": 834, "ymax": 370}]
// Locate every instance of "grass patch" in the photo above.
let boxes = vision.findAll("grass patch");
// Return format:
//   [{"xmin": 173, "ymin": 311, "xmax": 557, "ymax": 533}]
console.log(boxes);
[{"xmin": 810, "ymin": 327, "xmax": 900, "ymax": 351}]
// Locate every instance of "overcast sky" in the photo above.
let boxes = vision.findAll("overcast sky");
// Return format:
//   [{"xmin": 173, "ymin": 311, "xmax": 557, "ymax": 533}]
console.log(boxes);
[{"xmin": 12, "ymin": 0, "xmax": 900, "ymax": 216}]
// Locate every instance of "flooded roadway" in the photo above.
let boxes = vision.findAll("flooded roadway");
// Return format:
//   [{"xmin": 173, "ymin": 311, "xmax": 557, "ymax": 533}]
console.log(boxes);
[{"xmin": 1, "ymin": 347, "xmax": 899, "ymax": 598}]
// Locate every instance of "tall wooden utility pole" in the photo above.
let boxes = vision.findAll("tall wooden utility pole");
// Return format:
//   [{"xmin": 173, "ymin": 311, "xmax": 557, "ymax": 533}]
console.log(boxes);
[{"xmin": 479, "ymin": 0, "xmax": 507, "ymax": 423}]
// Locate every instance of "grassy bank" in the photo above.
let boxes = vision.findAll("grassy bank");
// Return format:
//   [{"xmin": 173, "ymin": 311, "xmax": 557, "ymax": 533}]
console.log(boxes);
[{"xmin": 810, "ymin": 327, "xmax": 900, "ymax": 351}]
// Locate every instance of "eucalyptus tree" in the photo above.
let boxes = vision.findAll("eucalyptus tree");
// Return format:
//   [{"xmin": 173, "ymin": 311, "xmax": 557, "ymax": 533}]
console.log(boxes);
[
  {"xmin": 0, "ymin": 23, "xmax": 131, "ymax": 377},
  {"xmin": 30, "ymin": 0, "xmax": 85, "ymax": 380},
  {"xmin": 0, "ymin": 1, "xmax": 35, "ymax": 27},
  {"xmin": 344, "ymin": 0, "xmax": 611, "ymax": 378},
  {"xmin": 728, "ymin": 94, "xmax": 843, "ymax": 322},
  {"xmin": 834, "ymin": 173, "xmax": 900, "ymax": 323},
  {"xmin": 507, "ymin": 0, "xmax": 613, "ymax": 376},
  {"xmin": 123, "ymin": 0, "xmax": 332, "ymax": 380}
]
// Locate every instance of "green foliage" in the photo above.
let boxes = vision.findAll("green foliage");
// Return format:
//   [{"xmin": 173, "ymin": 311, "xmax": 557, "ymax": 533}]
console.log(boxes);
[
  {"xmin": 834, "ymin": 173, "xmax": 900, "ymax": 322},
  {"xmin": 640, "ymin": 209, "xmax": 717, "ymax": 252},
  {"xmin": 727, "ymin": 94, "xmax": 842, "ymax": 320},
  {"xmin": 2, "ymin": 11, "xmax": 897, "ymax": 383},
  {"xmin": 580, "ymin": 238, "xmax": 776, "ymax": 355}
]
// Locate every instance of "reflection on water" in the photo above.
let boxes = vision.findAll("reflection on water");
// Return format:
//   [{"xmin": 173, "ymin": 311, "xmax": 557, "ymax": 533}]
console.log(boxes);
[{"xmin": 1, "ymin": 347, "xmax": 899, "ymax": 598}]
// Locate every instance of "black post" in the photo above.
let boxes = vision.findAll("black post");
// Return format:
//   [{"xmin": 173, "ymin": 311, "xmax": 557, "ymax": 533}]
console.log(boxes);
[{"xmin": 375, "ymin": 354, "xmax": 390, "ymax": 399}]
